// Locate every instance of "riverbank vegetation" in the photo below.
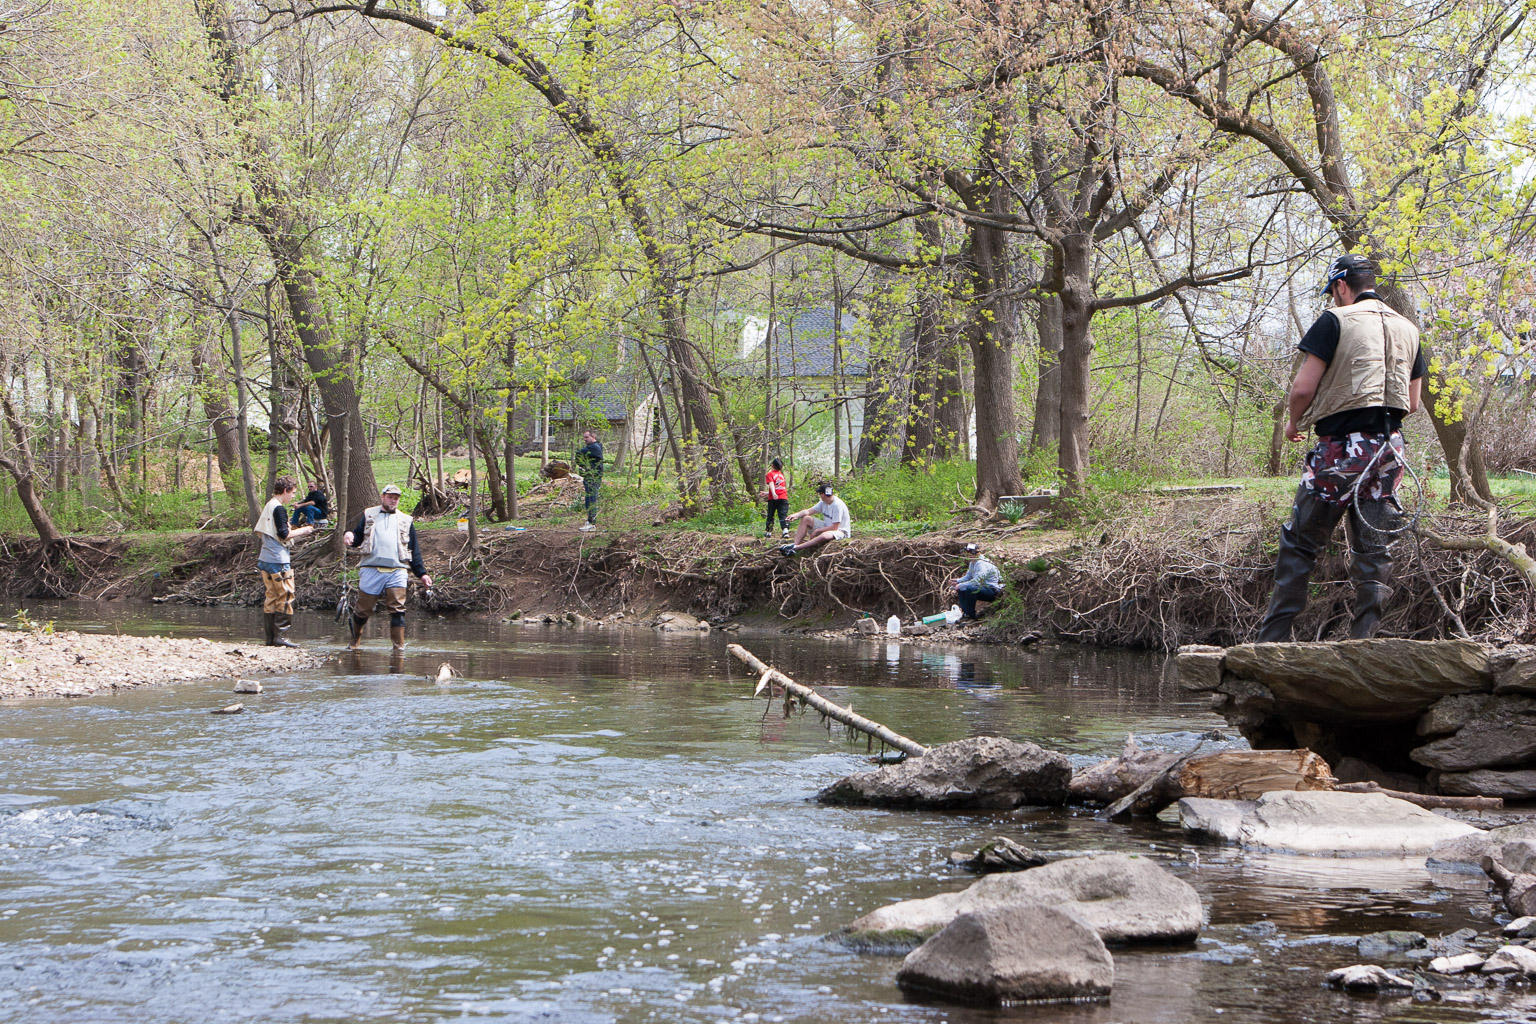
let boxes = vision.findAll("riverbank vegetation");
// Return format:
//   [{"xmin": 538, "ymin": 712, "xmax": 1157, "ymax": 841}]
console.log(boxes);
[{"xmin": 0, "ymin": 0, "xmax": 1531, "ymax": 636}]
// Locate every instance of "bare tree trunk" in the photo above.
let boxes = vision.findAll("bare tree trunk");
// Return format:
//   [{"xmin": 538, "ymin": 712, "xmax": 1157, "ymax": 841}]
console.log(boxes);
[
  {"xmin": 966, "ymin": 217, "xmax": 1026, "ymax": 507},
  {"xmin": 197, "ymin": 0, "xmax": 377, "ymax": 528},
  {"xmin": 934, "ymin": 331, "xmax": 965, "ymax": 460},
  {"xmin": 504, "ymin": 337, "xmax": 518, "ymax": 520},
  {"xmin": 902, "ymin": 284, "xmax": 942, "ymax": 466},
  {"xmin": 0, "ymin": 364, "xmax": 63, "ymax": 546},
  {"xmin": 466, "ymin": 389, "xmax": 480, "ymax": 553},
  {"xmin": 1057, "ymin": 236, "xmax": 1095, "ymax": 499},
  {"xmin": 1031, "ymin": 293, "xmax": 1063, "ymax": 453},
  {"xmin": 856, "ymin": 278, "xmax": 902, "ymax": 468},
  {"xmin": 227, "ymin": 308, "xmax": 261, "ymax": 523}
]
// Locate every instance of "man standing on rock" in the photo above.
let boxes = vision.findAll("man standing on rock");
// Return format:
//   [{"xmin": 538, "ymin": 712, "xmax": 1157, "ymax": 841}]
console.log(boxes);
[
  {"xmin": 343, "ymin": 484, "xmax": 433, "ymax": 649},
  {"xmin": 253, "ymin": 476, "xmax": 316, "ymax": 648},
  {"xmin": 1258, "ymin": 253, "xmax": 1424, "ymax": 642},
  {"xmin": 575, "ymin": 429, "xmax": 604, "ymax": 533}
]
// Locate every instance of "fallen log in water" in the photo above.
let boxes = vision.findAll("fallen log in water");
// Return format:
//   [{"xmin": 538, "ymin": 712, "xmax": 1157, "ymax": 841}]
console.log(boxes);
[
  {"xmin": 1074, "ymin": 740, "xmax": 1337, "ymax": 816},
  {"xmin": 726, "ymin": 643, "xmax": 929, "ymax": 757}
]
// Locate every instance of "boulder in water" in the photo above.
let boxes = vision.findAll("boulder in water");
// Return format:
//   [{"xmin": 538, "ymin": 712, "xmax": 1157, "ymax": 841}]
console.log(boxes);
[
  {"xmin": 1482, "ymin": 945, "xmax": 1536, "ymax": 976},
  {"xmin": 895, "ymin": 904, "xmax": 1112, "ymax": 1005},
  {"xmin": 843, "ymin": 853, "xmax": 1201, "ymax": 949},
  {"xmin": 948, "ymin": 836, "xmax": 1048, "ymax": 874},
  {"xmin": 1323, "ymin": 964, "xmax": 1414, "ymax": 992},
  {"xmin": 817, "ymin": 736, "xmax": 1071, "ymax": 810},
  {"xmin": 1426, "ymin": 821, "xmax": 1536, "ymax": 874}
]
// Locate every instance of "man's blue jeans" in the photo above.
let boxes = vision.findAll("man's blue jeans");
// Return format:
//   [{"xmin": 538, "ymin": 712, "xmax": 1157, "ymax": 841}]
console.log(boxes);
[{"xmin": 956, "ymin": 584, "xmax": 1002, "ymax": 620}]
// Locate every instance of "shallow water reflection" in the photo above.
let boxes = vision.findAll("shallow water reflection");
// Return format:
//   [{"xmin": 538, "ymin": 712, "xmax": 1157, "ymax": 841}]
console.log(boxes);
[{"xmin": 0, "ymin": 603, "xmax": 1530, "ymax": 1023}]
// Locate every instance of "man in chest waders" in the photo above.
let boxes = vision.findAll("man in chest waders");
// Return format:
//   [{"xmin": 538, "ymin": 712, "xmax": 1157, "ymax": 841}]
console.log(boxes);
[
  {"xmin": 253, "ymin": 476, "xmax": 317, "ymax": 648},
  {"xmin": 1257, "ymin": 253, "xmax": 1425, "ymax": 642},
  {"xmin": 343, "ymin": 485, "xmax": 434, "ymax": 649}
]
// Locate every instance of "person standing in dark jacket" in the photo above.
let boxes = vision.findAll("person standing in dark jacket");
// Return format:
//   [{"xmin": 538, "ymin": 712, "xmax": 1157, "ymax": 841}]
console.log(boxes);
[{"xmin": 575, "ymin": 430, "xmax": 604, "ymax": 532}]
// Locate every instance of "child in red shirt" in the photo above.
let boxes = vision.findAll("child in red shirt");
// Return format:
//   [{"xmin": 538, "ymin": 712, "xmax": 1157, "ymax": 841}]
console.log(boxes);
[{"xmin": 760, "ymin": 458, "xmax": 789, "ymax": 540}]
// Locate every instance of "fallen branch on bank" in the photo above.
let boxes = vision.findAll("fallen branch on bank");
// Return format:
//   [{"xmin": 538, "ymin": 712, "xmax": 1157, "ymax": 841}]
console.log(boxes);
[
  {"xmin": 726, "ymin": 643, "xmax": 928, "ymax": 757},
  {"xmin": 1334, "ymin": 781, "xmax": 1503, "ymax": 811}
]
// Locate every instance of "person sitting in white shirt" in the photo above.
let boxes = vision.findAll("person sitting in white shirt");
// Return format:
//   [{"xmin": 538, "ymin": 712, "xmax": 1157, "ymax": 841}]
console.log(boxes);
[{"xmin": 781, "ymin": 481, "xmax": 851, "ymax": 557}]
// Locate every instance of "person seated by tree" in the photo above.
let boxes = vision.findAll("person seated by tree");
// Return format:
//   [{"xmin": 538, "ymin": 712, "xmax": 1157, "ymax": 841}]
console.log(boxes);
[
  {"xmin": 780, "ymin": 481, "xmax": 851, "ymax": 557},
  {"xmin": 952, "ymin": 543, "xmax": 1005, "ymax": 620},
  {"xmin": 292, "ymin": 480, "xmax": 330, "ymax": 526}
]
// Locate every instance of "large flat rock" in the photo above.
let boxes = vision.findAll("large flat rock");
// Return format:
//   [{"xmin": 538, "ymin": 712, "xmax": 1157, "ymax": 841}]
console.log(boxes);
[
  {"xmin": 816, "ymin": 736, "xmax": 1070, "ymax": 809},
  {"xmin": 896, "ymin": 904, "xmax": 1112, "ymax": 1005},
  {"xmin": 843, "ymin": 853, "xmax": 1201, "ymax": 949},
  {"xmin": 1179, "ymin": 790, "xmax": 1479, "ymax": 856},
  {"xmin": 1221, "ymin": 640, "xmax": 1491, "ymax": 720}
]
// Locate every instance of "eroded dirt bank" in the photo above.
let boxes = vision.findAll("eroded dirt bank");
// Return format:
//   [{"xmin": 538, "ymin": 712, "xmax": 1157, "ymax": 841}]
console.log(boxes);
[{"xmin": 1, "ymin": 495, "xmax": 1530, "ymax": 648}]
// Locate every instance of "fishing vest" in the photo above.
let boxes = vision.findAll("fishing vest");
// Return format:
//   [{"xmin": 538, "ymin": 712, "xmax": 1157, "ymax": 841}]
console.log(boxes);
[
  {"xmin": 358, "ymin": 506, "xmax": 414, "ymax": 565},
  {"xmin": 1303, "ymin": 298, "xmax": 1419, "ymax": 430},
  {"xmin": 253, "ymin": 497, "xmax": 291, "ymax": 566},
  {"xmin": 253, "ymin": 497, "xmax": 287, "ymax": 544}
]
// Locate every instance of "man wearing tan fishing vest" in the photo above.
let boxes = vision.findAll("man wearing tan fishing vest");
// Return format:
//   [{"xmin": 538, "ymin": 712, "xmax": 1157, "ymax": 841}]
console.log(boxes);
[
  {"xmin": 1257, "ymin": 253, "xmax": 1425, "ymax": 642},
  {"xmin": 343, "ymin": 484, "xmax": 434, "ymax": 649}
]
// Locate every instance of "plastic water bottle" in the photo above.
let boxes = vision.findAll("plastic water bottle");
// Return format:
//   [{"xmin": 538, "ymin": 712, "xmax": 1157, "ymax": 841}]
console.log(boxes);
[{"xmin": 885, "ymin": 615, "xmax": 902, "ymax": 636}]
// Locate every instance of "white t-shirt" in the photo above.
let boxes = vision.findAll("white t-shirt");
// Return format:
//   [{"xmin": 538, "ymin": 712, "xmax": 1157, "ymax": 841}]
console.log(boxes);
[{"xmin": 813, "ymin": 496, "xmax": 852, "ymax": 535}]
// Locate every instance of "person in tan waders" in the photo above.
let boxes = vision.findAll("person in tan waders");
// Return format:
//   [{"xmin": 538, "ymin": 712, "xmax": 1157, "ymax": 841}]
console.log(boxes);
[
  {"xmin": 252, "ymin": 476, "xmax": 316, "ymax": 648},
  {"xmin": 343, "ymin": 484, "xmax": 433, "ymax": 649}
]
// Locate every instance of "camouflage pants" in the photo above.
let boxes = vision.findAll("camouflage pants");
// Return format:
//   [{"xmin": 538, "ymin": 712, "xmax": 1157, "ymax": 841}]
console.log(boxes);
[
  {"xmin": 260, "ymin": 568, "xmax": 296, "ymax": 615},
  {"xmin": 1300, "ymin": 431, "xmax": 1405, "ymax": 507}
]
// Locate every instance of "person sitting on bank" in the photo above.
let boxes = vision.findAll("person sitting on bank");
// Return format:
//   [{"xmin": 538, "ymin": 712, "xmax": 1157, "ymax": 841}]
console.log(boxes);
[
  {"xmin": 781, "ymin": 481, "xmax": 851, "ymax": 557},
  {"xmin": 343, "ymin": 484, "xmax": 433, "ymax": 649},
  {"xmin": 292, "ymin": 480, "xmax": 329, "ymax": 526},
  {"xmin": 252, "ymin": 475, "xmax": 316, "ymax": 648},
  {"xmin": 952, "ymin": 543, "xmax": 1005, "ymax": 621},
  {"xmin": 759, "ymin": 457, "xmax": 789, "ymax": 541}
]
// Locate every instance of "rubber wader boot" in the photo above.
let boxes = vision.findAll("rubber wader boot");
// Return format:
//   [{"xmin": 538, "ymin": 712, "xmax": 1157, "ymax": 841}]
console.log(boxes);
[
  {"xmin": 1256, "ymin": 490, "xmax": 1342, "ymax": 642},
  {"xmin": 1347, "ymin": 499, "xmax": 1396, "ymax": 640},
  {"xmin": 263, "ymin": 612, "xmax": 278, "ymax": 646},
  {"xmin": 390, "ymin": 625, "xmax": 406, "ymax": 649},
  {"xmin": 271, "ymin": 612, "xmax": 301, "ymax": 649},
  {"xmin": 348, "ymin": 615, "xmax": 367, "ymax": 650}
]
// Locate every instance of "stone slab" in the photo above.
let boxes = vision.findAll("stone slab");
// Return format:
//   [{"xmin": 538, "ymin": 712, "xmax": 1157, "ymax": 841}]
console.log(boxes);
[
  {"xmin": 1221, "ymin": 639, "xmax": 1491, "ymax": 721},
  {"xmin": 1179, "ymin": 791, "xmax": 1479, "ymax": 856}
]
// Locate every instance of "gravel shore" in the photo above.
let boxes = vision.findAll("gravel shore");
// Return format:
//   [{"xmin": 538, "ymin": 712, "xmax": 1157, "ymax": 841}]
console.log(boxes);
[{"xmin": 0, "ymin": 628, "xmax": 323, "ymax": 700}]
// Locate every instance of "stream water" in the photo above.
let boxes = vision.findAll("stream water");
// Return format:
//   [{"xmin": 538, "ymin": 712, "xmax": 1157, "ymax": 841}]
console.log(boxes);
[{"xmin": 1, "ymin": 603, "xmax": 1531, "ymax": 1023}]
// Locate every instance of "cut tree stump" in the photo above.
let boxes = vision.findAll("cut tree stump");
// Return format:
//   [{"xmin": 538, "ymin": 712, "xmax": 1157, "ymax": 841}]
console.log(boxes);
[
  {"xmin": 1176, "ymin": 749, "xmax": 1336, "ymax": 800},
  {"xmin": 1071, "ymin": 744, "xmax": 1336, "ymax": 814}
]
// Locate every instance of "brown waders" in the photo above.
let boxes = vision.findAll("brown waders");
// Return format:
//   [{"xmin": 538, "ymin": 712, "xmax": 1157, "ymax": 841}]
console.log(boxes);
[
  {"xmin": 1257, "ymin": 486, "xmax": 1397, "ymax": 642},
  {"xmin": 348, "ymin": 586, "xmax": 409, "ymax": 649},
  {"xmin": 260, "ymin": 567, "xmax": 300, "ymax": 649}
]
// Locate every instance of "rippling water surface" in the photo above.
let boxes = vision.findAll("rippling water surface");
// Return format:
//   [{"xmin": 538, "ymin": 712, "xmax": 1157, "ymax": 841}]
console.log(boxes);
[{"xmin": 0, "ymin": 603, "xmax": 1529, "ymax": 1023}]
